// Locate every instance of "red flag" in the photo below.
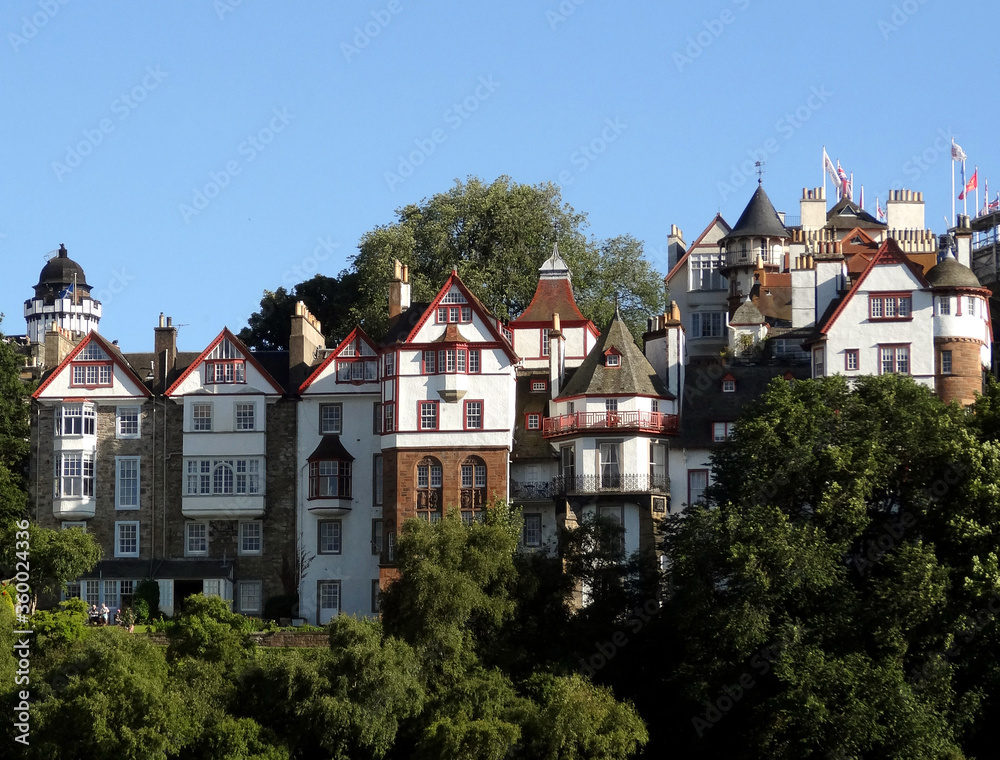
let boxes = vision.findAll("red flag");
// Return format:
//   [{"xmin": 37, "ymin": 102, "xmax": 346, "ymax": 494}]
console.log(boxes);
[{"xmin": 959, "ymin": 169, "xmax": 978, "ymax": 200}]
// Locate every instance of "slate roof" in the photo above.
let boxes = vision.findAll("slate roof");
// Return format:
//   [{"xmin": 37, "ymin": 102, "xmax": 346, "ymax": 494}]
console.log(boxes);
[
  {"xmin": 731, "ymin": 298, "xmax": 765, "ymax": 325},
  {"xmin": 383, "ymin": 303, "xmax": 430, "ymax": 344},
  {"xmin": 307, "ymin": 435, "xmax": 355, "ymax": 462},
  {"xmin": 512, "ymin": 370, "xmax": 556, "ymax": 461},
  {"xmin": 826, "ymin": 197, "xmax": 885, "ymax": 229},
  {"xmin": 679, "ymin": 361, "xmax": 811, "ymax": 449},
  {"xmin": 724, "ymin": 185, "xmax": 789, "ymax": 240},
  {"xmin": 557, "ymin": 310, "xmax": 672, "ymax": 399},
  {"xmin": 925, "ymin": 255, "xmax": 984, "ymax": 289},
  {"xmin": 515, "ymin": 243, "xmax": 589, "ymax": 324}
]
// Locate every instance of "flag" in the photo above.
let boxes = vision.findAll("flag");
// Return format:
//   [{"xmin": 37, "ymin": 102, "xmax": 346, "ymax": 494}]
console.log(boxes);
[
  {"xmin": 837, "ymin": 162, "xmax": 852, "ymax": 200},
  {"xmin": 823, "ymin": 148, "xmax": 841, "ymax": 191},
  {"xmin": 952, "ymin": 139, "xmax": 967, "ymax": 162},
  {"xmin": 877, "ymin": 198, "xmax": 886, "ymax": 221},
  {"xmin": 58, "ymin": 282, "xmax": 74, "ymax": 299},
  {"xmin": 959, "ymin": 168, "xmax": 978, "ymax": 200},
  {"xmin": 991, "ymin": 194, "xmax": 1000, "ymax": 213}
]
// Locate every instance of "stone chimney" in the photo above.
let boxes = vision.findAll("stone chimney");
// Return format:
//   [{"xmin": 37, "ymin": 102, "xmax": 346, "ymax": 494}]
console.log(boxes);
[
  {"xmin": 388, "ymin": 259, "xmax": 411, "ymax": 319},
  {"xmin": 154, "ymin": 313, "xmax": 177, "ymax": 389},
  {"xmin": 800, "ymin": 187, "xmax": 826, "ymax": 231},
  {"xmin": 44, "ymin": 325, "xmax": 77, "ymax": 369},
  {"xmin": 290, "ymin": 301, "xmax": 325, "ymax": 386},
  {"xmin": 667, "ymin": 224, "xmax": 686, "ymax": 270},
  {"xmin": 548, "ymin": 312, "xmax": 565, "ymax": 399}
]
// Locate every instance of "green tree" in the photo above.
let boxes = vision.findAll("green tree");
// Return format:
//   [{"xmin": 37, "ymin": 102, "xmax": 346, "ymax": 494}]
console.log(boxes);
[
  {"xmin": 20, "ymin": 525, "xmax": 101, "ymax": 611},
  {"xmin": 239, "ymin": 270, "xmax": 361, "ymax": 351},
  {"xmin": 0, "ymin": 318, "xmax": 30, "ymax": 527},
  {"xmin": 659, "ymin": 374, "xmax": 1000, "ymax": 759},
  {"xmin": 166, "ymin": 594, "xmax": 254, "ymax": 667}
]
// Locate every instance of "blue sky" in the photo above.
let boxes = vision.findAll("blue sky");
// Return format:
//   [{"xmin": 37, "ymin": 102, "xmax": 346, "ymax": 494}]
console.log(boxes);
[{"xmin": 1, "ymin": 0, "xmax": 996, "ymax": 351}]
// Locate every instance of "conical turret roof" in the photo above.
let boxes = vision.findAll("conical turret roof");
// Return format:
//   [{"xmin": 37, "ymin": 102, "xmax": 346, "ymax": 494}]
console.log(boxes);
[{"xmin": 725, "ymin": 185, "xmax": 789, "ymax": 240}]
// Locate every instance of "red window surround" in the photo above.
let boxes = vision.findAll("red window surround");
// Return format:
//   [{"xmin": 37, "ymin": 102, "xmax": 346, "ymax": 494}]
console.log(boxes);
[
  {"xmin": 70, "ymin": 361, "xmax": 113, "ymax": 388},
  {"xmin": 868, "ymin": 292, "xmax": 912, "ymax": 321},
  {"xmin": 464, "ymin": 400, "xmax": 484, "ymax": 430},
  {"xmin": 436, "ymin": 306, "xmax": 473, "ymax": 324},
  {"xmin": 844, "ymin": 349, "xmax": 859, "ymax": 371},
  {"xmin": 205, "ymin": 359, "xmax": 246, "ymax": 384},
  {"xmin": 422, "ymin": 347, "xmax": 481, "ymax": 375}
]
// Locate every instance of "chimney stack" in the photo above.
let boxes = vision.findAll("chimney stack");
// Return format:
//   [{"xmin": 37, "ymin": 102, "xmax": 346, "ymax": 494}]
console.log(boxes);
[
  {"xmin": 44, "ymin": 325, "xmax": 77, "ymax": 369},
  {"xmin": 290, "ymin": 301, "xmax": 326, "ymax": 385},
  {"xmin": 388, "ymin": 259, "xmax": 411, "ymax": 319},
  {"xmin": 154, "ymin": 313, "xmax": 177, "ymax": 389}
]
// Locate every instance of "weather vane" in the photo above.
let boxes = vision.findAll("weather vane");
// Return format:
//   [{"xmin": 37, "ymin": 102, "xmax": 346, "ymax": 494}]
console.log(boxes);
[{"xmin": 755, "ymin": 160, "xmax": 764, "ymax": 185}]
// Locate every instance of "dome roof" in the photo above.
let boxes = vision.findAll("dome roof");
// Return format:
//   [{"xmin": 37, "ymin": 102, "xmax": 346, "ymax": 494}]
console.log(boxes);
[
  {"xmin": 925, "ymin": 255, "xmax": 982, "ymax": 289},
  {"xmin": 36, "ymin": 244, "xmax": 89, "ymax": 289}
]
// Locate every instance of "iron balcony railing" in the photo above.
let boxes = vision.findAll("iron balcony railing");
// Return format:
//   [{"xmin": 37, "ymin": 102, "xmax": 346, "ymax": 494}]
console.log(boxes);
[
  {"xmin": 509, "ymin": 480, "xmax": 558, "ymax": 500},
  {"xmin": 552, "ymin": 473, "xmax": 669, "ymax": 495},
  {"xmin": 542, "ymin": 410, "xmax": 679, "ymax": 438}
]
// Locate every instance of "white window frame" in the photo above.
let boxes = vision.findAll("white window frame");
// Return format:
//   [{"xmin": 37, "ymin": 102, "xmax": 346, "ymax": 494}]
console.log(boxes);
[
  {"xmin": 56, "ymin": 452, "xmax": 95, "ymax": 499},
  {"xmin": 239, "ymin": 581, "xmax": 262, "ymax": 614},
  {"xmin": 115, "ymin": 456, "xmax": 140, "ymax": 510},
  {"xmin": 57, "ymin": 403, "xmax": 96, "ymax": 437},
  {"xmin": 239, "ymin": 520, "xmax": 262, "ymax": 555},
  {"xmin": 185, "ymin": 458, "xmax": 263, "ymax": 496},
  {"xmin": 712, "ymin": 422, "xmax": 735, "ymax": 442},
  {"xmin": 941, "ymin": 349, "xmax": 953, "ymax": 375},
  {"xmin": 319, "ymin": 581, "xmax": 341, "ymax": 615},
  {"xmin": 691, "ymin": 311, "xmax": 725, "ymax": 338},
  {"xmin": 185, "ymin": 523, "xmax": 208, "ymax": 556},
  {"xmin": 116, "ymin": 406, "xmax": 141, "ymax": 439},
  {"xmin": 523, "ymin": 514, "xmax": 542, "ymax": 547},
  {"xmin": 320, "ymin": 403, "xmax": 342, "ymax": 434},
  {"xmin": 192, "ymin": 403, "xmax": 212, "ymax": 432},
  {"xmin": 115, "ymin": 521, "xmax": 140, "ymax": 558},
  {"xmin": 318, "ymin": 520, "xmax": 342, "ymax": 554},
  {"xmin": 235, "ymin": 402, "xmax": 255, "ymax": 432}
]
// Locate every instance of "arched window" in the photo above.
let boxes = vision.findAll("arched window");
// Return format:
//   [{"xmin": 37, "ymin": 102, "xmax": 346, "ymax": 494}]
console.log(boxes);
[
  {"xmin": 460, "ymin": 457, "xmax": 487, "ymax": 524},
  {"xmin": 416, "ymin": 457, "xmax": 443, "ymax": 522}
]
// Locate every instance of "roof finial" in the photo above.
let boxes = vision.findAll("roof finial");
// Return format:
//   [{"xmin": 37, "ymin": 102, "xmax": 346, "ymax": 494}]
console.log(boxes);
[
  {"xmin": 755, "ymin": 160, "xmax": 764, "ymax": 185},
  {"xmin": 614, "ymin": 292, "xmax": 621, "ymax": 317},
  {"xmin": 58, "ymin": 243, "xmax": 67, "ymax": 257}
]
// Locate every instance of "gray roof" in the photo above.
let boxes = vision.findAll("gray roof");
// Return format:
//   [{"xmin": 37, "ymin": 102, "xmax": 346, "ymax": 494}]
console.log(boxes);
[
  {"xmin": 925, "ymin": 255, "xmax": 983, "ymax": 289},
  {"xmin": 725, "ymin": 185, "xmax": 789, "ymax": 240},
  {"xmin": 557, "ymin": 310, "xmax": 672, "ymax": 399},
  {"xmin": 731, "ymin": 298, "xmax": 764, "ymax": 325},
  {"xmin": 827, "ymin": 196, "xmax": 885, "ymax": 229}
]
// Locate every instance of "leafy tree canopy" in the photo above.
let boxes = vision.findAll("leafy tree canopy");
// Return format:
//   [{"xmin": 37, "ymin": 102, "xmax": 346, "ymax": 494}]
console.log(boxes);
[{"xmin": 241, "ymin": 177, "xmax": 664, "ymax": 348}]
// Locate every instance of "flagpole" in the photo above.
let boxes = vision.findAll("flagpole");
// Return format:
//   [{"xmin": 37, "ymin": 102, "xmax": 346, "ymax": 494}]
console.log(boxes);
[
  {"xmin": 963, "ymin": 160, "xmax": 968, "ymax": 218},
  {"xmin": 850, "ymin": 173, "xmax": 854, "ymax": 202},
  {"xmin": 975, "ymin": 166, "xmax": 979, "ymax": 217},
  {"xmin": 951, "ymin": 139, "xmax": 956, "ymax": 226},
  {"xmin": 822, "ymin": 145, "xmax": 827, "ymax": 203}
]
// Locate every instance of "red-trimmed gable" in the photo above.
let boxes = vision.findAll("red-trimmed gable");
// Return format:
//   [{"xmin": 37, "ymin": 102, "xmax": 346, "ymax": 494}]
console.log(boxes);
[
  {"xmin": 817, "ymin": 239, "xmax": 929, "ymax": 337},
  {"xmin": 33, "ymin": 331, "xmax": 151, "ymax": 399},
  {"xmin": 665, "ymin": 214, "xmax": 730, "ymax": 284},
  {"xmin": 164, "ymin": 327, "xmax": 285, "ymax": 396},
  {"xmin": 405, "ymin": 272, "xmax": 519, "ymax": 363},
  {"xmin": 299, "ymin": 325, "xmax": 378, "ymax": 394}
]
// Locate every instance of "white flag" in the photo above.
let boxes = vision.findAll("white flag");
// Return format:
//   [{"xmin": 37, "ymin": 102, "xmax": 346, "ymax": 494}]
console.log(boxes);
[
  {"xmin": 951, "ymin": 139, "xmax": 967, "ymax": 162},
  {"xmin": 823, "ymin": 148, "xmax": 841, "ymax": 189}
]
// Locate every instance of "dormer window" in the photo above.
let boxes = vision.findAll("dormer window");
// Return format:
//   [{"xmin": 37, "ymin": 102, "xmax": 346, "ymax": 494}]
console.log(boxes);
[
  {"xmin": 71, "ymin": 343, "xmax": 112, "ymax": 388},
  {"xmin": 604, "ymin": 348, "xmax": 622, "ymax": 368},
  {"xmin": 722, "ymin": 375, "xmax": 736, "ymax": 393},
  {"xmin": 205, "ymin": 337, "xmax": 246, "ymax": 383}
]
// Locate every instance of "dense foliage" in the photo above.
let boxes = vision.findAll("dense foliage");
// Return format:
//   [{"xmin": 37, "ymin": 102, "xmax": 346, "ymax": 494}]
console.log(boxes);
[{"xmin": 240, "ymin": 176, "xmax": 664, "ymax": 348}]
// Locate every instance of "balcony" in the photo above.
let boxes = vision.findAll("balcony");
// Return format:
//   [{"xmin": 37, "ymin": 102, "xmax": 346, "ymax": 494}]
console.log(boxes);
[
  {"xmin": 542, "ymin": 410, "xmax": 679, "ymax": 438},
  {"xmin": 509, "ymin": 480, "xmax": 558, "ymax": 500},
  {"xmin": 553, "ymin": 473, "xmax": 669, "ymax": 495}
]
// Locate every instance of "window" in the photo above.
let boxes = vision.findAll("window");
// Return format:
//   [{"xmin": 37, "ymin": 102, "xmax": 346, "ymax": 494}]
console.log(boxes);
[
  {"xmin": 845, "ymin": 350, "xmax": 859, "ymax": 371},
  {"xmin": 115, "ymin": 457, "xmax": 140, "ymax": 509},
  {"xmin": 523, "ymin": 514, "xmax": 542, "ymax": 547},
  {"xmin": 115, "ymin": 521, "xmax": 139, "ymax": 557},
  {"xmin": 691, "ymin": 311, "xmax": 725, "ymax": 338},
  {"xmin": 813, "ymin": 347, "xmax": 825, "ymax": 378},
  {"xmin": 372, "ymin": 519, "xmax": 383, "ymax": 555},
  {"xmin": 651, "ymin": 400, "xmax": 659, "ymax": 413},
  {"xmin": 967, "ymin": 296, "xmax": 977, "ymax": 316},
  {"xmin": 423, "ymin": 348, "xmax": 480, "ymax": 374},
  {"xmin": 526, "ymin": 413, "xmax": 541, "ymax": 430},
  {"xmin": 185, "ymin": 458, "xmax": 262, "ymax": 495},
  {"xmin": 372, "ymin": 579, "xmax": 381, "ymax": 614},
  {"xmin": 186, "ymin": 523, "xmax": 208, "ymax": 556},
  {"xmin": 309, "ymin": 460, "xmax": 352, "ymax": 499},
  {"xmin": 205, "ymin": 360, "xmax": 246, "ymax": 384},
  {"xmin": 57, "ymin": 404, "xmax": 95, "ymax": 436},
  {"xmin": 318, "ymin": 520, "xmax": 342, "ymax": 554},
  {"xmin": 869, "ymin": 293, "xmax": 913, "ymax": 320},
  {"xmin": 941, "ymin": 349, "xmax": 953, "ymax": 375},
  {"xmin": 84, "ymin": 580, "xmax": 100, "ymax": 606},
  {"xmin": 203, "ymin": 579, "xmax": 223, "ymax": 598},
  {"xmin": 373, "ymin": 454, "xmax": 383, "ymax": 505},
  {"xmin": 938, "ymin": 296, "xmax": 951, "ymax": 316},
  {"xmin": 460, "ymin": 457, "xmax": 487, "ymax": 523},
  {"xmin": 192, "ymin": 403, "xmax": 212, "ymax": 432},
  {"xmin": 712, "ymin": 422, "xmax": 735, "ymax": 442},
  {"xmin": 71, "ymin": 362, "xmax": 113, "ymax": 387},
  {"xmin": 649, "ymin": 443, "xmax": 667, "ymax": 486},
  {"xmin": 78, "ymin": 342, "xmax": 108, "ymax": 361},
  {"xmin": 56, "ymin": 452, "xmax": 95, "ymax": 498},
  {"xmin": 116, "ymin": 406, "xmax": 140, "ymax": 438},
  {"xmin": 235, "ymin": 403, "xmax": 255, "ymax": 431},
  {"xmin": 239, "ymin": 581, "xmax": 262, "ymax": 614},
  {"xmin": 382, "ymin": 403, "xmax": 395, "ymax": 433},
  {"xmin": 373, "ymin": 402, "xmax": 381, "ymax": 434},
  {"xmin": 605, "ymin": 398, "xmax": 619, "ymax": 412},
  {"xmin": 336, "ymin": 358, "xmax": 378, "ymax": 383},
  {"xmin": 599, "ymin": 443, "xmax": 621, "ymax": 487},
  {"xmin": 239, "ymin": 521, "xmax": 262, "ymax": 555},
  {"xmin": 419, "ymin": 401, "xmax": 439, "ymax": 430},
  {"xmin": 722, "ymin": 377, "xmax": 736, "ymax": 392},
  {"xmin": 422, "ymin": 350, "xmax": 436, "ymax": 374},
  {"xmin": 879, "ymin": 345, "xmax": 910, "ymax": 375},
  {"xmin": 319, "ymin": 581, "xmax": 341, "ymax": 615},
  {"xmin": 387, "ymin": 531, "xmax": 396, "ymax": 561},
  {"xmin": 542, "ymin": 328, "xmax": 550, "ymax": 356},
  {"xmin": 606, "ymin": 353, "xmax": 621, "ymax": 367},
  {"xmin": 464, "ymin": 400, "xmax": 483, "ymax": 430},
  {"xmin": 383, "ymin": 353, "xmax": 395, "ymax": 377},
  {"xmin": 416, "ymin": 458, "xmax": 443, "ymax": 522},
  {"xmin": 103, "ymin": 580, "xmax": 119, "ymax": 611},
  {"xmin": 469, "ymin": 350, "xmax": 481, "ymax": 373},
  {"xmin": 688, "ymin": 469, "xmax": 709, "ymax": 505},
  {"xmin": 561, "ymin": 446, "xmax": 575, "ymax": 481},
  {"xmin": 689, "ymin": 254, "xmax": 726, "ymax": 291},
  {"xmin": 320, "ymin": 404, "xmax": 342, "ymax": 434},
  {"xmin": 531, "ymin": 380, "xmax": 546, "ymax": 392}
]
